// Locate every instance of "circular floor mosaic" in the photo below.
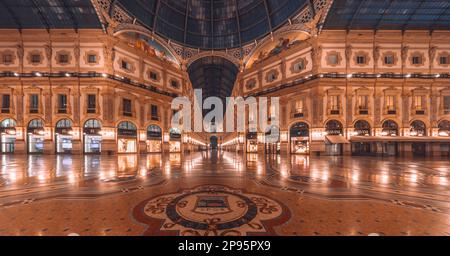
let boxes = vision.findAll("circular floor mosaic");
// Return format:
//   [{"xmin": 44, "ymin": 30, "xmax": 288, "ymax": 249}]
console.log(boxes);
[{"xmin": 133, "ymin": 185, "xmax": 291, "ymax": 236}]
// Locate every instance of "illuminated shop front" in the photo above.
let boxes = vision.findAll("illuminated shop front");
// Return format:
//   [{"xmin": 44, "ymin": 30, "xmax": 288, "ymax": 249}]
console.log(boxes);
[
  {"xmin": 55, "ymin": 119, "xmax": 73, "ymax": 154},
  {"xmin": 169, "ymin": 128, "xmax": 181, "ymax": 153},
  {"xmin": 381, "ymin": 120, "xmax": 399, "ymax": 156},
  {"xmin": 325, "ymin": 120, "xmax": 345, "ymax": 156},
  {"xmin": 27, "ymin": 119, "xmax": 45, "ymax": 154},
  {"xmin": 410, "ymin": 120, "xmax": 427, "ymax": 156},
  {"xmin": 84, "ymin": 119, "xmax": 102, "ymax": 154},
  {"xmin": 0, "ymin": 119, "xmax": 16, "ymax": 153},
  {"xmin": 117, "ymin": 121, "xmax": 138, "ymax": 153},
  {"xmin": 290, "ymin": 122, "xmax": 310, "ymax": 154},
  {"xmin": 246, "ymin": 131, "xmax": 258, "ymax": 153},
  {"xmin": 146, "ymin": 125, "xmax": 162, "ymax": 153},
  {"xmin": 351, "ymin": 120, "xmax": 372, "ymax": 155}
]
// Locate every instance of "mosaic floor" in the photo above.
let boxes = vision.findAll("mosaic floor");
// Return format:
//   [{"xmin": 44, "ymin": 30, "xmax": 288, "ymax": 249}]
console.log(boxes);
[{"xmin": 0, "ymin": 152, "xmax": 449, "ymax": 236}]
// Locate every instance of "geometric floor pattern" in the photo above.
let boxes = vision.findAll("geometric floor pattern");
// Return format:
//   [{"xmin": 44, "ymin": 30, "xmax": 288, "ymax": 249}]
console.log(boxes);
[{"xmin": 0, "ymin": 152, "xmax": 449, "ymax": 236}]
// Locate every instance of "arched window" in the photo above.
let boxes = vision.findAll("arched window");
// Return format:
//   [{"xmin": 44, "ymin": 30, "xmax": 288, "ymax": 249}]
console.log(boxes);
[
  {"xmin": 28, "ymin": 119, "xmax": 44, "ymax": 129},
  {"xmin": 118, "ymin": 121, "xmax": 137, "ymax": 137},
  {"xmin": 56, "ymin": 119, "xmax": 72, "ymax": 129},
  {"xmin": 1, "ymin": 119, "xmax": 16, "ymax": 128},
  {"xmin": 147, "ymin": 125, "xmax": 162, "ymax": 139},
  {"xmin": 325, "ymin": 120, "xmax": 343, "ymax": 135},
  {"xmin": 84, "ymin": 119, "xmax": 101, "ymax": 129},
  {"xmin": 438, "ymin": 120, "xmax": 450, "ymax": 136},
  {"xmin": 290, "ymin": 122, "xmax": 309, "ymax": 137},
  {"xmin": 382, "ymin": 120, "xmax": 398, "ymax": 136},
  {"xmin": 410, "ymin": 120, "xmax": 426, "ymax": 136},
  {"xmin": 354, "ymin": 120, "xmax": 371, "ymax": 136}
]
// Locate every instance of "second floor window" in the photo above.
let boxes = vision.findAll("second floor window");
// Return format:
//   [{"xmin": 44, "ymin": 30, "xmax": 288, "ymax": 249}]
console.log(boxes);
[
  {"xmin": 30, "ymin": 94, "xmax": 39, "ymax": 113},
  {"xmin": 444, "ymin": 96, "xmax": 450, "ymax": 114},
  {"xmin": 121, "ymin": 60, "xmax": 131, "ymax": 71},
  {"xmin": 356, "ymin": 56, "xmax": 366, "ymax": 64},
  {"xmin": 58, "ymin": 94, "xmax": 67, "ymax": 113},
  {"xmin": 1, "ymin": 94, "xmax": 10, "ymax": 113},
  {"xmin": 414, "ymin": 96, "xmax": 423, "ymax": 110},
  {"xmin": 88, "ymin": 54, "xmax": 97, "ymax": 64},
  {"xmin": 149, "ymin": 71, "xmax": 158, "ymax": 81},
  {"xmin": 31, "ymin": 54, "xmax": 41, "ymax": 64},
  {"xmin": 87, "ymin": 94, "xmax": 96, "ymax": 113},
  {"xmin": 385, "ymin": 96, "xmax": 396, "ymax": 111},
  {"xmin": 58, "ymin": 54, "xmax": 69, "ymax": 64},
  {"xmin": 3, "ymin": 54, "xmax": 12, "ymax": 64},
  {"xmin": 440, "ymin": 56, "xmax": 449, "ymax": 65},
  {"xmin": 123, "ymin": 99, "xmax": 132, "ymax": 116},
  {"xmin": 151, "ymin": 105, "xmax": 159, "ymax": 119},
  {"xmin": 412, "ymin": 56, "xmax": 422, "ymax": 65},
  {"xmin": 384, "ymin": 55, "xmax": 394, "ymax": 65},
  {"xmin": 330, "ymin": 95, "xmax": 340, "ymax": 110},
  {"xmin": 358, "ymin": 95, "xmax": 369, "ymax": 110},
  {"xmin": 295, "ymin": 100, "xmax": 303, "ymax": 113}
]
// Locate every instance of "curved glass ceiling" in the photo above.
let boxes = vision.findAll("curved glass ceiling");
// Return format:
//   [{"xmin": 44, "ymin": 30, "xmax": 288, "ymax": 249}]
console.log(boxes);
[{"xmin": 116, "ymin": 0, "xmax": 309, "ymax": 49}]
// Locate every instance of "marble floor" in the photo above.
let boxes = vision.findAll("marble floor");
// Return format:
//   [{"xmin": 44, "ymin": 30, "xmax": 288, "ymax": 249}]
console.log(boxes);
[{"xmin": 0, "ymin": 151, "xmax": 449, "ymax": 236}]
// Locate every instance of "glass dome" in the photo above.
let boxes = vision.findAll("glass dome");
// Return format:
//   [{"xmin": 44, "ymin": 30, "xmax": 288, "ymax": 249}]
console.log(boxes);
[{"xmin": 117, "ymin": 0, "xmax": 309, "ymax": 49}]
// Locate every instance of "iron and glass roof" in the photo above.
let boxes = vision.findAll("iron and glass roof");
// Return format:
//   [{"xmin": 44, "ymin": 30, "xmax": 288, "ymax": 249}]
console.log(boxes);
[
  {"xmin": 116, "ymin": 0, "xmax": 309, "ymax": 49},
  {"xmin": 188, "ymin": 56, "xmax": 239, "ymax": 101},
  {"xmin": 324, "ymin": 0, "xmax": 450, "ymax": 31},
  {"xmin": 0, "ymin": 0, "xmax": 102, "ymax": 30}
]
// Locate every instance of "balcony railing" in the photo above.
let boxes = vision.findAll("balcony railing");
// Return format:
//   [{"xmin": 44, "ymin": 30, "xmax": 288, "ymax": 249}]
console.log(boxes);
[
  {"xmin": 123, "ymin": 111, "xmax": 132, "ymax": 117},
  {"xmin": 1, "ymin": 108, "xmax": 10, "ymax": 114},
  {"xmin": 330, "ymin": 109, "xmax": 340, "ymax": 115},
  {"xmin": 151, "ymin": 115, "xmax": 160, "ymax": 121},
  {"xmin": 387, "ymin": 109, "xmax": 396, "ymax": 115},
  {"xmin": 359, "ymin": 109, "xmax": 369, "ymax": 115},
  {"xmin": 87, "ymin": 108, "xmax": 96, "ymax": 114},
  {"xmin": 58, "ymin": 108, "xmax": 67, "ymax": 114},
  {"xmin": 29, "ymin": 108, "xmax": 39, "ymax": 114},
  {"xmin": 415, "ymin": 109, "xmax": 425, "ymax": 115},
  {"xmin": 293, "ymin": 112, "xmax": 304, "ymax": 118}
]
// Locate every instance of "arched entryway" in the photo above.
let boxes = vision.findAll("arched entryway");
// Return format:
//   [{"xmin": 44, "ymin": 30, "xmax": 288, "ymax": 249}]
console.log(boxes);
[
  {"xmin": 55, "ymin": 119, "xmax": 73, "ymax": 154},
  {"xmin": 246, "ymin": 129, "xmax": 258, "ymax": 153},
  {"xmin": 169, "ymin": 127, "xmax": 181, "ymax": 153},
  {"xmin": 325, "ymin": 120, "xmax": 344, "ymax": 155},
  {"xmin": 0, "ymin": 119, "xmax": 16, "ymax": 153},
  {"xmin": 352, "ymin": 120, "xmax": 372, "ymax": 155},
  {"xmin": 117, "ymin": 121, "xmax": 138, "ymax": 153},
  {"xmin": 410, "ymin": 120, "xmax": 426, "ymax": 136},
  {"xmin": 381, "ymin": 120, "xmax": 399, "ymax": 156},
  {"xmin": 290, "ymin": 122, "xmax": 309, "ymax": 154},
  {"xmin": 265, "ymin": 125, "xmax": 280, "ymax": 154},
  {"xmin": 146, "ymin": 125, "xmax": 162, "ymax": 153},
  {"xmin": 84, "ymin": 119, "xmax": 102, "ymax": 154},
  {"xmin": 27, "ymin": 119, "xmax": 45, "ymax": 154},
  {"xmin": 210, "ymin": 136, "xmax": 218, "ymax": 150}
]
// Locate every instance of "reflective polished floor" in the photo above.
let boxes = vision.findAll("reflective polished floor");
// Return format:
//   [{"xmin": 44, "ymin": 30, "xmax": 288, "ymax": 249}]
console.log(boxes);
[{"xmin": 0, "ymin": 151, "xmax": 449, "ymax": 236}]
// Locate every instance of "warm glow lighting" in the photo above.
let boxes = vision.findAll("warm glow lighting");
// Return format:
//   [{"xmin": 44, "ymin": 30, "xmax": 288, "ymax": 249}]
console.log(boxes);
[
  {"xmin": 35, "ymin": 72, "xmax": 42, "ymax": 77},
  {"xmin": 347, "ymin": 74, "xmax": 353, "ymax": 78},
  {"xmin": 102, "ymin": 73, "xmax": 108, "ymax": 78},
  {"xmin": 405, "ymin": 74, "xmax": 411, "ymax": 78}
]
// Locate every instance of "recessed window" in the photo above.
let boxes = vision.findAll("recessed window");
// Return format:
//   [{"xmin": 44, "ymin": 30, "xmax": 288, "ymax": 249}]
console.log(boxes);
[
  {"xmin": 440, "ymin": 56, "xmax": 449, "ymax": 65},
  {"xmin": 412, "ymin": 56, "xmax": 422, "ymax": 65},
  {"xmin": 123, "ymin": 98, "xmax": 132, "ymax": 116},
  {"xmin": 31, "ymin": 54, "xmax": 41, "ymax": 64},
  {"xmin": 356, "ymin": 56, "xmax": 366, "ymax": 64},
  {"xmin": 246, "ymin": 80, "xmax": 256, "ymax": 90},
  {"xmin": 29, "ymin": 94, "xmax": 39, "ymax": 113},
  {"xmin": 384, "ymin": 55, "xmax": 394, "ymax": 65},
  {"xmin": 88, "ymin": 54, "xmax": 97, "ymax": 64},
  {"xmin": 443, "ymin": 96, "xmax": 450, "ymax": 114},
  {"xmin": 151, "ymin": 105, "xmax": 159, "ymax": 120},
  {"xmin": 58, "ymin": 94, "xmax": 68, "ymax": 113},
  {"xmin": 328, "ymin": 54, "xmax": 338, "ymax": 65},
  {"xmin": 170, "ymin": 80, "xmax": 180, "ymax": 89},
  {"xmin": 1, "ymin": 94, "xmax": 10, "ymax": 113},
  {"xmin": 267, "ymin": 72, "xmax": 277, "ymax": 82},
  {"xmin": 58, "ymin": 54, "xmax": 69, "ymax": 64},
  {"xmin": 149, "ymin": 71, "xmax": 158, "ymax": 81},
  {"xmin": 87, "ymin": 94, "xmax": 96, "ymax": 113},
  {"xmin": 293, "ymin": 61, "xmax": 305, "ymax": 72},
  {"xmin": 3, "ymin": 54, "xmax": 12, "ymax": 64},
  {"xmin": 121, "ymin": 60, "xmax": 131, "ymax": 71}
]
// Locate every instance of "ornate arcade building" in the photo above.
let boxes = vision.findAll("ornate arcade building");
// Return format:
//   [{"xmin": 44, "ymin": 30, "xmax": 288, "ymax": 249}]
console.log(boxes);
[{"xmin": 0, "ymin": 0, "xmax": 449, "ymax": 157}]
